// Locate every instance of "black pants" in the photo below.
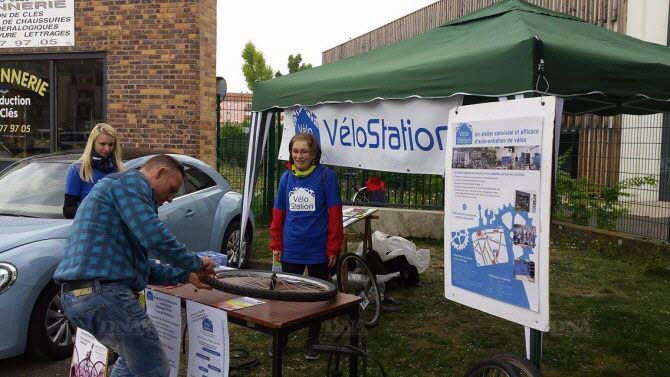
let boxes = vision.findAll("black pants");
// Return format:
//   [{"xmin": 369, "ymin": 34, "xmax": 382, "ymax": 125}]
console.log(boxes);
[{"xmin": 281, "ymin": 262, "xmax": 330, "ymax": 344}]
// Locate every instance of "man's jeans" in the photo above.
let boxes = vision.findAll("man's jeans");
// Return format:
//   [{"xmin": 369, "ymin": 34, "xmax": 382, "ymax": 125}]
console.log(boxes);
[{"xmin": 62, "ymin": 281, "xmax": 169, "ymax": 377}]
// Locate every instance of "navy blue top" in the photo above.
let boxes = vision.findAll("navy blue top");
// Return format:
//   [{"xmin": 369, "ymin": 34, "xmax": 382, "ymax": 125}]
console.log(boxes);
[{"xmin": 64, "ymin": 163, "xmax": 117, "ymax": 200}]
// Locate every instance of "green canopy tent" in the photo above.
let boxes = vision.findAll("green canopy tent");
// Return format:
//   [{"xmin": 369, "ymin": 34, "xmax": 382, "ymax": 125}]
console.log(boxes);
[
  {"xmin": 251, "ymin": 0, "xmax": 670, "ymax": 115},
  {"xmin": 239, "ymin": 0, "xmax": 670, "ymax": 265}
]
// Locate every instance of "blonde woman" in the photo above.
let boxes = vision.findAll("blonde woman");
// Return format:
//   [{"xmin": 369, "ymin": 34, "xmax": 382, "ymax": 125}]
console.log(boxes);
[{"xmin": 63, "ymin": 123, "xmax": 126, "ymax": 219}]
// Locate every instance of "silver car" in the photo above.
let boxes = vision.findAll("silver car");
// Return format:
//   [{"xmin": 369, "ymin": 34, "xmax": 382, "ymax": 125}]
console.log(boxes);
[{"xmin": 0, "ymin": 150, "xmax": 253, "ymax": 360}]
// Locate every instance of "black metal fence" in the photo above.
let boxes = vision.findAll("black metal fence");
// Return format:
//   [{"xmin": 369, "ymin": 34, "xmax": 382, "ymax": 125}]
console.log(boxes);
[{"xmin": 219, "ymin": 112, "xmax": 670, "ymax": 242}]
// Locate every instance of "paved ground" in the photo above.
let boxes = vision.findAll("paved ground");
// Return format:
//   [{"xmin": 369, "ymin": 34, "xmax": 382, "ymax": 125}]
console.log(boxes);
[{"xmin": 0, "ymin": 354, "xmax": 71, "ymax": 377}]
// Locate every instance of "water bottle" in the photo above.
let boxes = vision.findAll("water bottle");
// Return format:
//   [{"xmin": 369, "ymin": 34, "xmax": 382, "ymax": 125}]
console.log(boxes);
[{"xmin": 272, "ymin": 253, "xmax": 282, "ymax": 272}]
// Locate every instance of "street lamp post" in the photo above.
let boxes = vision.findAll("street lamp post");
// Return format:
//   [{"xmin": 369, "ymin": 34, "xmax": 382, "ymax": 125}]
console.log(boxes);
[{"xmin": 215, "ymin": 77, "xmax": 227, "ymax": 171}]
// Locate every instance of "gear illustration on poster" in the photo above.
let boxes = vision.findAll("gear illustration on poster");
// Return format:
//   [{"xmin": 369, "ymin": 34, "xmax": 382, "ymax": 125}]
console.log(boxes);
[{"xmin": 451, "ymin": 229, "xmax": 469, "ymax": 251}]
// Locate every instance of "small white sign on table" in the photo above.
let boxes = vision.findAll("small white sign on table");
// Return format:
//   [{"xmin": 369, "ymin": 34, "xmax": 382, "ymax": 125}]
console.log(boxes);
[
  {"xmin": 186, "ymin": 300, "xmax": 230, "ymax": 377},
  {"xmin": 145, "ymin": 288, "xmax": 183, "ymax": 377},
  {"xmin": 70, "ymin": 328, "xmax": 109, "ymax": 377}
]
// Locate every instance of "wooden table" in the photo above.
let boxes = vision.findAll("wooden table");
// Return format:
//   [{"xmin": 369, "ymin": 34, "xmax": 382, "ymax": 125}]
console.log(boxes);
[{"xmin": 152, "ymin": 284, "xmax": 363, "ymax": 377}]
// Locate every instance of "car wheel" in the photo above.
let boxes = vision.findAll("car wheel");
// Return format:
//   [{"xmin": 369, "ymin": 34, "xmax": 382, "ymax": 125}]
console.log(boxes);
[
  {"xmin": 28, "ymin": 282, "xmax": 75, "ymax": 360},
  {"xmin": 222, "ymin": 219, "xmax": 253, "ymax": 268}
]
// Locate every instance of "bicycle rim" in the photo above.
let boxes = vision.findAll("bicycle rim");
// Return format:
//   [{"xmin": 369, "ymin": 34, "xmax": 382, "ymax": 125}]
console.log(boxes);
[
  {"xmin": 206, "ymin": 270, "xmax": 337, "ymax": 302},
  {"xmin": 464, "ymin": 358, "xmax": 520, "ymax": 377},
  {"xmin": 492, "ymin": 354, "xmax": 540, "ymax": 377},
  {"xmin": 336, "ymin": 253, "xmax": 381, "ymax": 327}
]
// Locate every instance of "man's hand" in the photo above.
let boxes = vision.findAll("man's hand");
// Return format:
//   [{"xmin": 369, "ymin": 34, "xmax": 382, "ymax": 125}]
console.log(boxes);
[
  {"xmin": 328, "ymin": 255, "xmax": 337, "ymax": 268},
  {"xmin": 188, "ymin": 272, "xmax": 212, "ymax": 290},
  {"xmin": 200, "ymin": 256, "xmax": 215, "ymax": 275}
]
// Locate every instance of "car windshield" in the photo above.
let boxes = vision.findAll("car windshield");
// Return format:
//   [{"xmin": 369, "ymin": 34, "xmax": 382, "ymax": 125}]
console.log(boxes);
[{"xmin": 0, "ymin": 161, "xmax": 70, "ymax": 218}]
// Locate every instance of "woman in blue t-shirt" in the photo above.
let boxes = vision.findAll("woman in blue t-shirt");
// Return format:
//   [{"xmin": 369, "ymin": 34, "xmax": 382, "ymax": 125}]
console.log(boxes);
[
  {"xmin": 63, "ymin": 123, "xmax": 126, "ymax": 219},
  {"xmin": 269, "ymin": 132, "xmax": 344, "ymax": 359}
]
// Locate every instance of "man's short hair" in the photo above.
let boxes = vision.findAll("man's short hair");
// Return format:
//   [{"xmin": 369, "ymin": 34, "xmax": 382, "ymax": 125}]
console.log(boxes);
[{"xmin": 143, "ymin": 155, "xmax": 185, "ymax": 177}]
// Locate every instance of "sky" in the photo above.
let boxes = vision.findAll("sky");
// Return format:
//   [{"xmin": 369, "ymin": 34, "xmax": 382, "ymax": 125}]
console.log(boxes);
[{"xmin": 217, "ymin": 0, "xmax": 437, "ymax": 94}]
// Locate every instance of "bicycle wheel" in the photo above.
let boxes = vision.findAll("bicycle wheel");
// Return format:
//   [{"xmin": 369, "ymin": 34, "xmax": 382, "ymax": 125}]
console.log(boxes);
[
  {"xmin": 336, "ymin": 253, "xmax": 381, "ymax": 327},
  {"xmin": 492, "ymin": 354, "xmax": 540, "ymax": 377},
  {"xmin": 205, "ymin": 270, "xmax": 337, "ymax": 302},
  {"xmin": 464, "ymin": 358, "xmax": 520, "ymax": 377},
  {"xmin": 352, "ymin": 187, "xmax": 368, "ymax": 203}
]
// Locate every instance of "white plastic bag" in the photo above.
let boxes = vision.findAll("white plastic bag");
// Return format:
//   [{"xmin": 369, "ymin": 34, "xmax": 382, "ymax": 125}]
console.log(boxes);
[{"xmin": 356, "ymin": 231, "xmax": 431, "ymax": 273}]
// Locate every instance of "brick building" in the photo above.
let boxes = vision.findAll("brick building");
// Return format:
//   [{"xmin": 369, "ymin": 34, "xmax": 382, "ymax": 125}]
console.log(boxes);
[
  {"xmin": 0, "ymin": 0, "xmax": 217, "ymax": 169},
  {"xmin": 221, "ymin": 92, "xmax": 252, "ymax": 125}
]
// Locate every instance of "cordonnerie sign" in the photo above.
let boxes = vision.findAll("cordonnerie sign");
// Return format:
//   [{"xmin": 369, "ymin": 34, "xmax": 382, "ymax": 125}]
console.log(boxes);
[
  {"xmin": 0, "ymin": 68, "xmax": 49, "ymax": 96},
  {"xmin": 0, "ymin": 0, "xmax": 74, "ymax": 48}
]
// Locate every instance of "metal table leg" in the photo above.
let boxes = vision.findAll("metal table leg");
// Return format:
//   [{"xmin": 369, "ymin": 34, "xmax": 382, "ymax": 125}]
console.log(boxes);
[
  {"xmin": 349, "ymin": 306, "xmax": 360, "ymax": 376},
  {"xmin": 272, "ymin": 329, "xmax": 287, "ymax": 377}
]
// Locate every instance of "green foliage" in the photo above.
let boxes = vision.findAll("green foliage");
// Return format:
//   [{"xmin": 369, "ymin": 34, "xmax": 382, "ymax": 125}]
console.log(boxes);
[
  {"xmin": 241, "ymin": 41, "xmax": 273, "ymax": 91},
  {"xmin": 554, "ymin": 148, "xmax": 657, "ymax": 230},
  {"xmin": 287, "ymin": 53, "xmax": 312, "ymax": 73},
  {"xmin": 219, "ymin": 123, "xmax": 249, "ymax": 168}
]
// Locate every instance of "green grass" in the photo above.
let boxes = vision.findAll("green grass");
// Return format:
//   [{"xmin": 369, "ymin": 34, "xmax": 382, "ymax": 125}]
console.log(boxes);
[{"xmin": 178, "ymin": 227, "xmax": 669, "ymax": 376}]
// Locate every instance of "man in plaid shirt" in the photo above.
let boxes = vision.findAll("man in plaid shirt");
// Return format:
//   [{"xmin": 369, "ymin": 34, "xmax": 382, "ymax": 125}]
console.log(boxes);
[{"xmin": 55, "ymin": 154, "xmax": 214, "ymax": 377}]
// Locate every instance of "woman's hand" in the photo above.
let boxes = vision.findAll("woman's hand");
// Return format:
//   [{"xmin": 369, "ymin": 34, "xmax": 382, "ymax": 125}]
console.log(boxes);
[
  {"xmin": 328, "ymin": 255, "xmax": 337, "ymax": 268},
  {"xmin": 272, "ymin": 249, "xmax": 282, "ymax": 260}
]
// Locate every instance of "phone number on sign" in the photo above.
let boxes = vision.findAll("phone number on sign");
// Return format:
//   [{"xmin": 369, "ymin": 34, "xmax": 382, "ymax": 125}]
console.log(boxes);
[
  {"xmin": 0, "ymin": 39, "xmax": 61, "ymax": 47},
  {"xmin": 0, "ymin": 125, "xmax": 31, "ymax": 133}
]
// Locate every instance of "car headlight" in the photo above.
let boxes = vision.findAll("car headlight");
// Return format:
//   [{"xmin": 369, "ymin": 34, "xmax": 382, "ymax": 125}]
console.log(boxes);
[{"xmin": 0, "ymin": 263, "xmax": 17, "ymax": 295}]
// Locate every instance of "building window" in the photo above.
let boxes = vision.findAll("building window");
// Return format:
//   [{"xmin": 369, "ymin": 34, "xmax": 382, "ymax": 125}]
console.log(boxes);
[{"xmin": 0, "ymin": 55, "xmax": 105, "ymax": 168}]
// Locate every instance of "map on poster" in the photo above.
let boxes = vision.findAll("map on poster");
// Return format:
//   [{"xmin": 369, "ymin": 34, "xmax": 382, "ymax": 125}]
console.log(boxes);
[
  {"xmin": 70, "ymin": 328, "xmax": 108, "ymax": 377},
  {"xmin": 186, "ymin": 300, "xmax": 229, "ymax": 377},
  {"xmin": 444, "ymin": 97, "xmax": 558, "ymax": 331}
]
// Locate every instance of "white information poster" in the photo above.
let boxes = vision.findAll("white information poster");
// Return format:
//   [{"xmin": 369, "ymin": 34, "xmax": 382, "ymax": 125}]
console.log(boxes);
[
  {"xmin": 280, "ymin": 97, "xmax": 463, "ymax": 175},
  {"xmin": 444, "ymin": 97, "xmax": 559, "ymax": 331},
  {"xmin": 0, "ymin": 0, "xmax": 75, "ymax": 48},
  {"xmin": 145, "ymin": 288, "xmax": 182, "ymax": 377},
  {"xmin": 70, "ymin": 328, "xmax": 109, "ymax": 377},
  {"xmin": 186, "ymin": 300, "xmax": 229, "ymax": 377}
]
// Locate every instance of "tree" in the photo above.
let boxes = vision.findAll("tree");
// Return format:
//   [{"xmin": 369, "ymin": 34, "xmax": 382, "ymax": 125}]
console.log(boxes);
[
  {"xmin": 275, "ymin": 70, "xmax": 283, "ymax": 78},
  {"xmin": 287, "ymin": 53, "xmax": 312, "ymax": 73},
  {"xmin": 241, "ymin": 41, "xmax": 273, "ymax": 91}
]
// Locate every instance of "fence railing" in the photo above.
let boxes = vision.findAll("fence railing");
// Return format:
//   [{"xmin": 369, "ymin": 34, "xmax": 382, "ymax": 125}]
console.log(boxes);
[{"xmin": 219, "ymin": 113, "xmax": 670, "ymax": 242}]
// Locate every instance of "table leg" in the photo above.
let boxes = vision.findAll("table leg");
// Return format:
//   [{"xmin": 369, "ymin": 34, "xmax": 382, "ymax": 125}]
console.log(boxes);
[
  {"xmin": 272, "ymin": 329, "xmax": 287, "ymax": 377},
  {"xmin": 349, "ymin": 306, "xmax": 360, "ymax": 376},
  {"xmin": 364, "ymin": 217, "xmax": 372, "ymax": 254}
]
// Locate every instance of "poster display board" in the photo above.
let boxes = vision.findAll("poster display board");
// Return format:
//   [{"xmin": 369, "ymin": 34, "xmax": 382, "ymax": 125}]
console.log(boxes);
[
  {"xmin": 145, "ymin": 288, "xmax": 182, "ymax": 377},
  {"xmin": 444, "ymin": 97, "xmax": 558, "ymax": 331},
  {"xmin": 0, "ymin": 0, "xmax": 75, "ymax": 48},
  {"xmin": 70, "ymin": 328, "xmax": 109, "ymax": 377},
  {"xmin": 186, "ymin": 300, "xmax": 229, "ymax": 377},
  {"xmin": 280, "ymin": 97, "xmax": 462, "ymax": 175}
]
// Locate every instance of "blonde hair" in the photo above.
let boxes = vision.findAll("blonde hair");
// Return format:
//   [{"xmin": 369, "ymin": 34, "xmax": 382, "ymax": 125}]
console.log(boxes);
[{"xmin": 79, "ymin": 123, "xmax": 126, "ymax": 182}]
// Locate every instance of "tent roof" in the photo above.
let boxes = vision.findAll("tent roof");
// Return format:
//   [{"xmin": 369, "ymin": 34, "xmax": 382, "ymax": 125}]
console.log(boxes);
[{"xmin": 252, "ymin": 0, "xmax": 670, "ymax": 115}]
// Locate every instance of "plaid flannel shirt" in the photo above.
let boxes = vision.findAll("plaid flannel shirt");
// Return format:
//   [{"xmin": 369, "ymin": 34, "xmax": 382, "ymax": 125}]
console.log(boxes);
[{"xmin": 54, "ymin": 170, "xmax": 202, "ymax": 291}]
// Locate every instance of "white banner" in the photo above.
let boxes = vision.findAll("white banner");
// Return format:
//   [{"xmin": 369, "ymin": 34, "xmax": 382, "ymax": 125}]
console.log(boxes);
[
  {"xmin": 0, "ymin": 0, "xmax": 74, "ymax": 49},
  {"xmin": 279, "ymin": 97, "xmax": 463, "ymax": 175},
  {"xmin": 444, "ymin": 97, "xmax": 560, "ymax": 331},
  {"xmin": 145, "ymin": 288, "xmax": 182, "ymax": 377},
  {"xmin": 186, "ymin": 300, "xmax": 229, "ymax": 377}
]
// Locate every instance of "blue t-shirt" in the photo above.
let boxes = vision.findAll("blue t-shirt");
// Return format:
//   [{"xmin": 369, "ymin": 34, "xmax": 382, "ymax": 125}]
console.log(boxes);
[
  {"xmin": 64, "ymin": 163, "xmax": 116, "ymax": 200},
  {"xmin": 274, "ymin": 164, "xmax": 342, "ymax": 264}
]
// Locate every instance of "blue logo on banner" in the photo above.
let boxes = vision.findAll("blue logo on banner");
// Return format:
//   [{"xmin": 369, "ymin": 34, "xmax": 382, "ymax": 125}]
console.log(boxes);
[
  {"xmin": 146, "ymin": 290, "xmax": 153, "ymax": 301},
  {"xmin": 202, "ymin": 317, "xmax": 213, "ymax": 333},
  {"xmin": 455, "ymin": 123, "xmax": 473, "ymax": 145},
  {"xmin": 293, "ymin": 108, "xmax": 321, "ymax": 145}
]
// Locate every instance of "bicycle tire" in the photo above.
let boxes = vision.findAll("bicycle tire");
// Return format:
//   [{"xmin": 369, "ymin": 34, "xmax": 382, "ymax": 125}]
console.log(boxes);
[
  {"xmin": 492, "ymin": 354, "xmax": 540, "ymax": 377},
  {"xmin": 352, "ymin": 187, "xmax": 369, "ymax": 203},
  {"xmin": 205, "ymin": 270, "xmax": 337, "ymax": 302},
  {"xmin": 336, "ymin": 253, "xmax": 381, "ymax": 327},
  {"xmin": 464, "ymin": 357, "xmax": 520, "ymax": 377}
]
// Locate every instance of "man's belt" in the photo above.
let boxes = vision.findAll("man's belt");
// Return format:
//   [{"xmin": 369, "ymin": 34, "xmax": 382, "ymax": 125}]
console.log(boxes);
[{"xmin": 62, "ymin": 280, "xmax": 114, "ymax": 292}]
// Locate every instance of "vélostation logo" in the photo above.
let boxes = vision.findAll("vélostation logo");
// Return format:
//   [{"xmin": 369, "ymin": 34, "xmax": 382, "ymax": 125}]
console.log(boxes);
[
  {"xmin": 202, "ymin": 317, "xmax": 214, "ymax": 333},
  {"xmin": 293, "ymin": 107, "xmax": 321, "ymax": 145},
  {"xmin": 455, "ymin": 122, "xmax": 473, "ymax": 145}
]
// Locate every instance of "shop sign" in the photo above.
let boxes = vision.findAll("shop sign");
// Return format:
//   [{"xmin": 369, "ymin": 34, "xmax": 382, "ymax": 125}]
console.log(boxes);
[
  {"xmin": 0, "ymin": 67, "xmax": 48, "ymax": 136},
  {"xmin": 0, "ymin": 0, "xmax": 74, "ymax": 48}
]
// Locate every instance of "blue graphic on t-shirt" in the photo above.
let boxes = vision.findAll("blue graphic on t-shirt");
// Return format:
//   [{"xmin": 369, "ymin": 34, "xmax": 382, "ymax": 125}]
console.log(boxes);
[
  {"xmin": 450, "ymin": 203, "xmax": 534, "ymax": 309},
  {"xmin": 293, "ymin": 108, "xmax": 321, "ymax": 145}
]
